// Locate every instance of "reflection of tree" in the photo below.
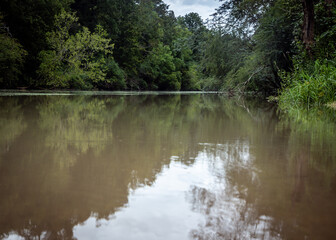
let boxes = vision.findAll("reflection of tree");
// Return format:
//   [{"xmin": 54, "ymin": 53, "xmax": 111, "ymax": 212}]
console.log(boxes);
[
  {"xmin": 188, "ymin": 102, "xmax": 336, "ymax": 240},
  {"xmin": 281, "ymin": 106, "xmax": 336, "ymax": 184},
  {"xmin": 1, "ymin": 94, "xmax": 335, "ymax": 239},
  {"xmin": 0, "ymin": 94, "xmax": 232, "ymax": 239},
  {"xmin": 188, "ymin": 142, "xmax": 278, "ymax": 240},
  {"xmin": 38, "ymin": 96, "xmax": 124, "ymax": 163},
  {"xmin": 0, "ymin": 98, "xmax": 26, "ymax": 158},
  {"xmin": 291, "ymin": 149, "xmax": 308, "ymax": 203}
]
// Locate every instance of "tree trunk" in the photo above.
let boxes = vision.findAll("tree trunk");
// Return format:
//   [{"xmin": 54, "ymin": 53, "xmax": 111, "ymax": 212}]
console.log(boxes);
[{"xmin": 302, "ymin": 0, "xmax": 314, "ymax": 55}]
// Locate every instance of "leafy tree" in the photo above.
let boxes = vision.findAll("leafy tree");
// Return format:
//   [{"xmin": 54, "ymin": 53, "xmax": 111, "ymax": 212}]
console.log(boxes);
[
  {"xmin": 171, "ymin": 24, "xmax": 201, "ymax": 90},
  {"xmin": 313, "ymin": 1, "xmax": 336, "ymax": 59},
  {"xmin": 152, "ymin": 0, "xmax": 177, "ymax": 46},
  {"xmin": 178, "ymin": 13, "xmax": 207, "ymax": 61},
  {"xmin": 140, "ymin": 43, "xmax": 181, "ymax": 90},
  {"xmin": 4, "ymin": 0, "xmax": 334, "ymax": 95},
  {"xmin": 0, "ymin": 15, "xmax": 27, "ymax": 88},
  {"xmin": 239, "ymin": 0, "xmax": 300, "ymax": 92},
  {"xmin": 0, "ymin": 0, "xmax": 73, "ymax": 78},
  {"xmin": 37, "ymin": 10, "xmax": 119, "ymax": 89},
  {"xmin": 137, "ymin": 1, "xmax": 164, "ymax": 53},
  {"xmin": 214, "ymin": 0, "xmax": 275, "ymax": 35},
  {"xmin": 0, "ymin": 0, "xmax": 208, "ymax": 90}
]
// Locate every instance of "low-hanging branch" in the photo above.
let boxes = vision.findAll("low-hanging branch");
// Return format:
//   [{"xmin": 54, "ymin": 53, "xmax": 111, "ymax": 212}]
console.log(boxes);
[{"xmin": 235, "ymin": 66, "xmax": 265, "ymax": 94}]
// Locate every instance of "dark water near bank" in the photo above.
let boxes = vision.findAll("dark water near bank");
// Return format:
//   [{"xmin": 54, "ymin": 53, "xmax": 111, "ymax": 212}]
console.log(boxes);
[{"xmin": 0, "ymin": 93, "xmax": 336, "ymax": 240}]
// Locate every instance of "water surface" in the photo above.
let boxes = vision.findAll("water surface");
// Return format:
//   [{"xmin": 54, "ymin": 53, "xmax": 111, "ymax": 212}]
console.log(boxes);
[{"xmin": 0, "ymin": 93, "xmax": 335, "ymax": 239}]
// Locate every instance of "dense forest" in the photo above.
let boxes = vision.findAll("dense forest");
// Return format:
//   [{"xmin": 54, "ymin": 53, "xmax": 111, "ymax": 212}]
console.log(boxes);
[{"xmin": 0, "ymin": 0, "xmax": 335, "ymax": 107}]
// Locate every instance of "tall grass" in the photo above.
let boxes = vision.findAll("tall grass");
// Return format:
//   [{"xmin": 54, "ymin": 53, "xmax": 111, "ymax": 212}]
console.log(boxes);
[{"xmin": 278, "ymin": 59, "xmax": 336, "ymax": 110}]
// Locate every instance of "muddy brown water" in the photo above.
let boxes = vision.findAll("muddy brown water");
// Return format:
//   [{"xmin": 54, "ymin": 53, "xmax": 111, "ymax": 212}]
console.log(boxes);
[{"xmin": 0, "ymin": 92, "xmax": 335, "ymax": 240}]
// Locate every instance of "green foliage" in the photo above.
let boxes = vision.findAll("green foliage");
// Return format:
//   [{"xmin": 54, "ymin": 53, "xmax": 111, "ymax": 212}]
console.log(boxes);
[
  {"xmin": 202, "ymin": 31, "xmax": 229, "ymax": 78},
  {"xmin": 0, "ymin": 0, "xmax": 209, "ymax": 90},
  {"xmin": 140, "ymin": 43, "xmax": 181, "ymax": 90},
  {"xmin": 1, "ymin": 0, "xmax": 335, "ymax": 93},
  {"xmin": 204, "ymin": 0, "xmax": 301, "ymax": 94},
  {"xmin": 203, "ymin": 0, "xmax": 336, "ymax": 99},
  {"xmin": 171, "ymin": 24, "xmax": 201, "ymax": 90},
  {"xmin": 215, "ymin": 0, "xmax": 275, "ymax": 34},
  {"xmin": 0, "ymin": 15, "xmax": 27, "ymax": 87},
  {"xmin": 277, "ymin": 1, "xmax": 336, "ymax": 109},
  {"xmin": 103, "ymin": 58, "xmax": 127, "ymax": 90},
  {"xmin": 178, "ymin": 13, "xmax": 207, "ymax": 61},
  {"xmin": 37, "ymin": 10, "xmax": 114, "ymax": 89},
  {"xmin": 137, "ymin": 0, "xmax": 164, "ymax": 50},
  {"xmin": 202, "ymin": 31, "xmax": 248, "ymax": 79},
  {"xmin": 200, "ymin": 77, "xmax": 222, "ymax": 91},
  {"xmin": 182, "ymin": 63, "xmax": 201, "ymax": 90},
  {"xmin": 0, "ymin": 0, "xmax": 73, "ymax": 79},
  {"xmin": 314, "ymin": 8, "xmax": 336, "ymax": 59},
  {"xmin": 279, "ymin": 59, "xmax": 336, "ymax": 109}
]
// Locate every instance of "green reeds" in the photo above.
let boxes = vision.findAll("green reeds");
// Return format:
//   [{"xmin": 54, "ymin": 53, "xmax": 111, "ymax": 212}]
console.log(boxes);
[{"xmin": 279, "ymin": 59, "xmax": 336, "ymax": 110}]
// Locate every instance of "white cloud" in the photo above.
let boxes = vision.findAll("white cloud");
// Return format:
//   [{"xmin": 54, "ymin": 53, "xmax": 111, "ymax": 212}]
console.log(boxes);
[{"xmin": 165, "ymin": 0, "xmax": 221, "ymax": 20}]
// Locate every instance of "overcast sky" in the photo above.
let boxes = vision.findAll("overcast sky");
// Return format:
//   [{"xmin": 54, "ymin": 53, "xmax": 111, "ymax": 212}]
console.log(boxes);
[{"xmin": 164, "ymin": 0, "xmax": 221, "ymax": 20}]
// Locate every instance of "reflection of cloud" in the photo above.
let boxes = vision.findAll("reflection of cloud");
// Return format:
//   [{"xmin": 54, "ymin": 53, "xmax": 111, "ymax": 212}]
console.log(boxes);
[
  {"xmin": 199, "ymin": 141, "xmax": 256, "ymax": 171},
  {"xmin": 189, "ymin": 184, "xmax": 279, "ymax": 240},
  {"xmin": 0, "ymin": 94, "xmax": 205, "ymax": 240},
  {"xmin": 187, "ymin": 142, "xmax": 280, "ymax": 240},
  {"xmin": 73, "ymin": 161, "xmax": 205, "ymax": 240},
  {"xmin": 165, "ymin": 0, "xmax": 221, "ymax": 19}
]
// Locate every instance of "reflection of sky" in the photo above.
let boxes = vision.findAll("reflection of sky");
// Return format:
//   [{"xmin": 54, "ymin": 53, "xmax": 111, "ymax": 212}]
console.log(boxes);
[
  {"xmin": 71, "ymin": 141, "xmax": 275, "ymax": 240},
  {"xmin": 3, "ymin": 141, "xmax": 275, "ymax": 240},
  {"xmin": 73, "ymin": 157, "xmax": 209, "ymax": 240},
  {"xmin": 3, "ymin": 234, "xmax": 24, "ymax": 240}
]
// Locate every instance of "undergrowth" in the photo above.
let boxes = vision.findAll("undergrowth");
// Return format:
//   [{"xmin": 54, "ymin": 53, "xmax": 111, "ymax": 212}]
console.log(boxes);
[{"xmin": 278, "ymin": 59, "xmax": 336, "ymax": 110}]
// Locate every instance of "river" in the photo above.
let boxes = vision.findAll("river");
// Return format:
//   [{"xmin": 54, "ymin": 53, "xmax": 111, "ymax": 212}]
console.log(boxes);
[{"xmin": 0, "ymin": 92, "xmax": 335, "ymax": 239}]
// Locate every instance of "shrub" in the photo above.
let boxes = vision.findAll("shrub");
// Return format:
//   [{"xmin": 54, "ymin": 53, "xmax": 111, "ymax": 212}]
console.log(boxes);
[
  {"xmin": 200, "ymin": 76, "xmax": 222, "ymax": 91},
  {"xmin": 279, "ymin": 59, "xmax": 336, "ymax": 109},
  {"xmin": 37, "ymin": 10, "xmax": 114, "ymax": 89},
  {"xmin": 140, "ymin": 43, "xmax": 182, "ymax": 90},
  {"xmin": 104, "ymin": 58, "xmax": 127, "ymax": 90}
]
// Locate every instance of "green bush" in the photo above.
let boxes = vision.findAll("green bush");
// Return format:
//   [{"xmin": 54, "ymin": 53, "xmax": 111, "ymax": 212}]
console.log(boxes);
[
  {"xmin": 140, "ymin": 43, "xmax": 182, "ymax": 90},
  {"xmin": 279, "ymin": 59, "xmax": 336, "ymax": 109},
  {"xmin": 182, "ymin": 63, "xmax": 201, "ymax": 90},
  {"xmin": 104, "ymin": 58, "xmax": 127, "ymax": 90},
  {"xmin": 37, "ymin": 10, "xmax": 114, "ymax": 89},
  {"xmin": 200, "ymin": 76, "xmax": 222, "ymax": 91}
]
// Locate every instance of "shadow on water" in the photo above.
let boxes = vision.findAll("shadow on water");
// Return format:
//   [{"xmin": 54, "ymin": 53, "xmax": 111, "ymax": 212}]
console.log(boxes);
[{"xmin": 0, "ymin": 94, "xmax": 335, "ymax": 239}]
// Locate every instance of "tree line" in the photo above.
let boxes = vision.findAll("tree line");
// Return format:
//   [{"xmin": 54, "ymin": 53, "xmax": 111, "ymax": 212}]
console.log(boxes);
[
  {"xmin": 206, "ymin": 0, "xmax": 336, "ymax": 108},
  {"xmin": 0, "ymin": 0, "xmax": 335, "ymax": 106},
  {"xmin": 0, "ymin": 0, "xmax": 207, "ymax": 90}
]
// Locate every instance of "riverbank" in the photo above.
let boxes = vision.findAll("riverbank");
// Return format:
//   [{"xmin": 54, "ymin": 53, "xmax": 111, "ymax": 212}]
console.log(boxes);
[{"xmin": 278, "ymin": 59, "xmax": 336, "ymax": 111}]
